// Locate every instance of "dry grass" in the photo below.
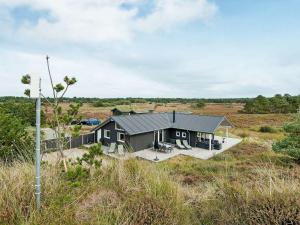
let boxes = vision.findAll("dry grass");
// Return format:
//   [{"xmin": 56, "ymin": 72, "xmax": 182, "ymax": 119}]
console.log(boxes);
[
  {"xmin": 47, "ymin": 102, "xmax": 292, "ymax": 129},
  {"xmin": 1, "ymin": 139, "xmax": 300, "ymax": 225},
  {"xmin": 3, "ymin": 102, "xmax": 298, "ymax": 224}
]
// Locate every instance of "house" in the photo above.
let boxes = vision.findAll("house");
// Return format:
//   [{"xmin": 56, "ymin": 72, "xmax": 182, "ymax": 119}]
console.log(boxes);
[{"xmin": 92, "ymin": 111, "xmax": 233, "ymax": 152}]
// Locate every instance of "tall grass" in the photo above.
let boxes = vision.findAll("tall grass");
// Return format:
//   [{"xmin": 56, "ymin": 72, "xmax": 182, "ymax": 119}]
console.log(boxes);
[
  {"xmin": 1, "ymin": 143, "xmax": 300, "ymax": 224},
  {"xmin": 0, "ymin": 159, "xmax": 191, "ymax": 225}
]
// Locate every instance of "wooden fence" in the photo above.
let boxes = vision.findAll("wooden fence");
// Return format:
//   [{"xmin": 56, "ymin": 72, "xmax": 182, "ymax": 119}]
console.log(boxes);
[{"xmin": 43, "ymin": 133, "xmax": 95, "ymax": 152}]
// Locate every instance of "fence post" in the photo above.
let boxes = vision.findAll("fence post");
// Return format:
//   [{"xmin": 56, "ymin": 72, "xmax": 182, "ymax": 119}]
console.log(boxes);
[
  {"xmin": 69, "ymin": 137, "xmax": 72, "ymax": 149},
  {"xmin": 81, "ymin": 135, "xmax": 83, "ymax": 146}
]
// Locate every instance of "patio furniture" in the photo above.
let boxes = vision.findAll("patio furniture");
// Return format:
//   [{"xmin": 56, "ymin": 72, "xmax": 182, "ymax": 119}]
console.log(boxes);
[
  {"xmin": 182, "ymin": 140, "xmax": 192, "ymax": 149},
  {"xmin": 159, "ymin": 142, "xmax": 173, "ymax": 153},
  {"xmin": 117, "ymin": 145, "xmax": 125, "ymax": 156},
  {"xmin": 176, "ymin": 139, "xmax": 185, "ymax": 149},
  {"xmin": 108, "ymin": 143, "xmax": 116, "ymax": 153},
  {"xmin": 196, "ymin": 141, "xmax": 209, "ymax": 149},
  {"xmin": 214, "ymin": 143, "xmax": 222, "ymax": 150}
]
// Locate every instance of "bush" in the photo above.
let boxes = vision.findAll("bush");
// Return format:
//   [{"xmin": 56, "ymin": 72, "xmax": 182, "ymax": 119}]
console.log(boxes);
[
  {"xmin": 238, "ymin": 131, "xmax": 249, "ymax": 138},
  {"xmin": 92, "ymin": 101, "xmax": 106, "ymax": 107},
  {"xmin": 273, "ymin": 137, "xmax": 300, "ymax": 163},
  {"xmin": 0, "ymin": 112, "xmax": 34, "ymax": 164},
  {"xmin": 76, "ymin": 143, "xmax": 103, "ymax": 168},
  {"xmin": 273, "ymin": 114, "xmax": 300, "ymax": 162},
  {"xmin": 192, "ymin": 100, "xmax": 206, "ymax": 109},
  {"xmin": 259, "ymin": 126, "xmax": 277, "ymax": 133},
  {"xmin": 64, "ymin": 165, "xmax": 90, "ymax": 187},
  {"xmin": 242, "ymin": 94, "xmax": 300, "ymax": 114},
  {"xmin": 0, "ymin": 101, "xmax": 46, "ymax": 126}
]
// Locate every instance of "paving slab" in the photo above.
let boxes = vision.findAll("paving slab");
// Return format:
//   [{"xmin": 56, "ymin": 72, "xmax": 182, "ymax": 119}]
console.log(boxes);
[{"xmin": 103, "ymin": 137, "xmax": 242, "ymax": 162}]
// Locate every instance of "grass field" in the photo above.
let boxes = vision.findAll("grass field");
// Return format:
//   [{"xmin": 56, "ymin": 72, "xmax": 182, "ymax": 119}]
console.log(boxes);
[
  {"xmin": 62, "ymin": 102, "xmax": 292, "ymax": 138},
  {"xmin": 1, "ymin": 102, "xmax": 299, "ymax": 224}
]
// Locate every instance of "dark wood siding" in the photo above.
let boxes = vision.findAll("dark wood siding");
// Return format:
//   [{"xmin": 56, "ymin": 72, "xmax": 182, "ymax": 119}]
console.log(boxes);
[
  {"xmin": 94, "ymin": 121, "xmax": 204, "ymax": 150},
  {"xmin": 129, "ymin": 131, "xmax": 154, "ymax": 151},
  {"xmin": 95, "ymin": 121, "xmax": 127, "ymax": 147},
  {"xmin": 166, "ymin": 128, "xmax": 197, "ymax": 147}
]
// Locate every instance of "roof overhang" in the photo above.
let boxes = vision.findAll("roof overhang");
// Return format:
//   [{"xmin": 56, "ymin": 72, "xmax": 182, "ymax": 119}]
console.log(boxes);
[{"xmin": 212, "ymin": 116, "xmax": 234, "ymax": 133}]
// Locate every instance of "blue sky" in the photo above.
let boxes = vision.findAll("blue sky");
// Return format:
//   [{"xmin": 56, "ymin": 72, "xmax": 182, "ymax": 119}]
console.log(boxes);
[{"xmin": 0, "ymin": 0, "xmax": 299, "ymax": 98}]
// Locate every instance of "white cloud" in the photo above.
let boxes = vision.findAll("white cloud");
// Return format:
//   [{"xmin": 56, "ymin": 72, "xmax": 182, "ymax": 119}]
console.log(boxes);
[
  {"xmin": 0, "ymin": 50, "xmax": 178, "ymax": 97},
  {"xmin": 0, "ymin": 0, "xmax": 217, "ymax": 44},
  {"xmin": 135, "ymin": 0, "xmax": 217, "ymax": 32}
]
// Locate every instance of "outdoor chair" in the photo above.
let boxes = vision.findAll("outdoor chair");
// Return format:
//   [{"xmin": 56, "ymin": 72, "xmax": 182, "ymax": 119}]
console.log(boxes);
[
  {"xmin": 176, "ymin": 139, "xmax": 185, "ymax": 149},
  {"xmin": 182, "ymin": 140, "xmax": 192, "ymax": 149},
  {"xmin": 159, "ymin": 142, "xmax": 173, "ymax": 153},
  {"xmin": 214, "ymin": 143, "xmax": 222, "ymax": 150},
  {"xmin": 108, "ymin": 143, "xmax": 116, "ymax": 153},
  {"xmin": 118, "ymin": 145, "xmax": 125, "ymax": 156}
]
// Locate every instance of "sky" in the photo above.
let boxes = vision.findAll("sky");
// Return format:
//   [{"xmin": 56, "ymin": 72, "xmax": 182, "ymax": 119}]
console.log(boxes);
[{"xmin": 0, "ymin": 0, "xmax": 299, "ymax": 98}]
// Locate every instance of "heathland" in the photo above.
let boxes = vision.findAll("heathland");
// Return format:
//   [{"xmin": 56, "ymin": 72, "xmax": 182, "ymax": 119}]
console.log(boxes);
[{"xmin": 1, "ymin": 99, "xmax": 300, "ymax": 225}]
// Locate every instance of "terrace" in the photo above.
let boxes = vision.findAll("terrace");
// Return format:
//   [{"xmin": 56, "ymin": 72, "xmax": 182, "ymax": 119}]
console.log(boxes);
[{"xmin": 102, "ymin": 136, "xmax": 242, "ymax": 162}]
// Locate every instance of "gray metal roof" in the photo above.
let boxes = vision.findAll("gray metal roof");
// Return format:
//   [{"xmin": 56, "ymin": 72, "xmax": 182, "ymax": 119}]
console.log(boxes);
[
  {"xmin": 112, "ymin": 113, "xmax": 171, "ymax": 135},
  {"xmin": 104, "ymin": 112, "xmax": 233, "ymax": 135}
]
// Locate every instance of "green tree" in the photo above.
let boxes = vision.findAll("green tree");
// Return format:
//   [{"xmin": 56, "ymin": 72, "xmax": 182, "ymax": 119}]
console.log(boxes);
[
  {"xmin": 192, "ymin": 100, "xmax": 206, "ymax": 109},
  {"xmin": 270, "ymin": 94, "xmax": 289, "ymax": 113},
  {"xmin": 0, "ymin": 101, "xmax": 45, "ymax": 126},
  {"xmin": 21, "ymin": 56, "xmax": 81, "ymax": 171},
  {"xmin": 0, "ymin": 112, "xmax": 34, "ymax": 164},
  {"xmin": 273, "ymin": 114, "xmax": 300, "ymax": 162}
]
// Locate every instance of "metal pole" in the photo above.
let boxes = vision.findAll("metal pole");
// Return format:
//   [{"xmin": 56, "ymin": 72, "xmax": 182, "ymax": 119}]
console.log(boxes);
[{"xmin": 35, "ymin": 78, "xmax": 41, "ymax": 209}]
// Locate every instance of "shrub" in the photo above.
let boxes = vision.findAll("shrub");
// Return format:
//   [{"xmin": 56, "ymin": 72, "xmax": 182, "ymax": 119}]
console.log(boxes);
[
  {"xmin": 273, "ymin": 114, "xmax": 300, "ymax": 162},
  {"xmin": 238, "ymin": 131, "xmax": 249, "ymax": 138},
  {"xmin": 242, "ymin": 94, "xmax": 300, "ymax": 114},
  {"xmin": 0, "ymin": 112, "xmax": 34, "ymax": 164},
  {"xmin": 64, "ymin": 165, "xmax": 90, "ymax": 187},
  {"xmin": 259, "ymin": 126, "xmax": 277, "ymax": 133},
  {"xmin": 77, "ymin": 143, "xmax": 103, "ymax": 168},
  {"xmin": 92, "ymin": 101, "xmax": 106, "ymax": 107},
  {"xmin": 192, "ymin": 100, "xmax": 206, "ymax": 109}
]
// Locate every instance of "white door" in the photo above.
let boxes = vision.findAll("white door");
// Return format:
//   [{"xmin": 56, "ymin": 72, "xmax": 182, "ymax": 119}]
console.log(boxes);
[{"xmin": 97, "ymin": 129, "xmax": 102, "ymax": 143}]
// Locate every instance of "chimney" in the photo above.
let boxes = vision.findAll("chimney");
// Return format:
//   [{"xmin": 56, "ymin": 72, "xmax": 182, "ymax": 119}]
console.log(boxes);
[{"xmin": 173, "ymin": 110, "xmax": 176, "ymax": 123}]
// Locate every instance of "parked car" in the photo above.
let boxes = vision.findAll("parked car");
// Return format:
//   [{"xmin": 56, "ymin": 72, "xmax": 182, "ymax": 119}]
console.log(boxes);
[
  {"xmin": 71, "ymin": 118, "xmax": 101, "ymax": 126},
  {"xmin": 84, "ymin": 118, "xmax": 101, "ymax": 126}
]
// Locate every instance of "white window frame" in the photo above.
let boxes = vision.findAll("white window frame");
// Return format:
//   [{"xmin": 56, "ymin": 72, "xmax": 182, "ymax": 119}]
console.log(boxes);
[
  {"xmin": 117, "ymin": 132, "xmax": 125, "ymax": 143},
  {"xmin": 104, "ymin": 129, "xmax": 110, "ymax": 139},
  {"xmin": 182, "ymin": 132, "xmax": 187, "ymax": 138},
  {"xmin": 176, "ymin": 131, "xmax": 180, "ymax": 137},
  {"xmin": 115, "ymin": 123, "xmax": 124, "ymax": 131}
]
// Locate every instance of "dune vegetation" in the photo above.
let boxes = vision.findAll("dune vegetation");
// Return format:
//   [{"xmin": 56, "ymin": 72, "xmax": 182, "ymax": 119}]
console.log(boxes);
[
  {"xmin": 1, "ymin": 101, "xmax": 300, "ymax": 224},
  {"xmin": 1, "ymin": 138, "xmax": 300, "ymax": 225}
]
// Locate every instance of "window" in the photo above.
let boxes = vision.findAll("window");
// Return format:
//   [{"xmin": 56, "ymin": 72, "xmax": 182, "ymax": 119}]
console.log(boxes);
[
  {"xmin": 176, "ymin": 131, "xmax": 180, "ymax": 137},
  {"xmin": 115, "ymin": 123, "xmax": 124, "ymax": 131},
  {"xmin": 117, "ymin": 132, "xmax": 125, "ymax": 142},
  {"xmin": 104, "ymin": 130, "xmax": 110, "ymax": 139},
  {"xmin": 182, "ymin": 132, "xmax": 187, "ymax": 138}
]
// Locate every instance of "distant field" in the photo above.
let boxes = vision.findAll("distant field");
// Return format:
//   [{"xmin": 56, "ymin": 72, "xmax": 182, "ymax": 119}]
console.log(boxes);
[
  {"xmin": 45, "ymin": 101, "xmax": 293, "ymax": 142},
  {"xmin": 50, "ymin": 102, "xmax": 292, "ymax": 129}
]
